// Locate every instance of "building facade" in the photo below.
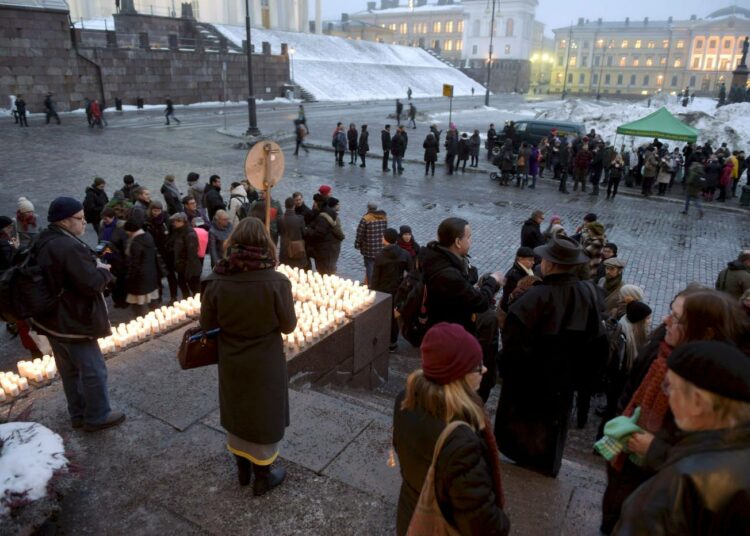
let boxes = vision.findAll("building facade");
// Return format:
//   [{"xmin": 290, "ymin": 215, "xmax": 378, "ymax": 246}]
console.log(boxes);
[
  {"xmin": 550, "ymin": 7, "xmax": 750, "ymax": 97},
  {"xmin": 67, "ymin": 0, "xmax": 308, "ymax": 31}
]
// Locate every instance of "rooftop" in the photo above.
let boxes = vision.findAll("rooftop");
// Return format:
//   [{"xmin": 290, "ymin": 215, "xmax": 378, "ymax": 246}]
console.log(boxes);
[
  {"xmin": 354, "ymin": 3, "xmax": 462, "ymax": 17},
  {"xmin": 0, "ymin": 0, "xmax": 68, "ymax": 10}
]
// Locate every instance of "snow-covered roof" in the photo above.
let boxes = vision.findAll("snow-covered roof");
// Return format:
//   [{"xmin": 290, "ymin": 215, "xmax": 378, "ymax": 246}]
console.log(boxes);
[
  {"xmin": 354, "ymin": 3, "xmax": 462, "ymax": 16},
  {"xmin": 71, "ymin": 17, "xmax": 114, "ymax": 30},
  {"xmin": 0, "ymin": 0, "xmax": 68, "ymax": 11},
  {"xmin": 707, "ymin": 6, "xmax": 750, "ymax": 19}
]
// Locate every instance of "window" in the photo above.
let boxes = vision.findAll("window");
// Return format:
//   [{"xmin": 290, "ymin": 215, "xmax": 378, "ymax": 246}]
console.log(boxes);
[
  {"xmin": 643, "ymin": 75, "xmax": 649, "ymax": 85},
  {"xmin": 571, "ymin": 40, "xmax": 578, "ymax": 50},
  {"xmin": 633, "ymin": 57, "xmax": 640, "ymax": 67},
  {"xmin": 432, "ymin": 39, "xmax": 440, "ymax": 49},
  {"xmin": 456, "ymin": 40, "xmax": 462, "ymax": 51},
  {"xmin": 619, "ymin": 56, "xmax": 627, "ymax": 66},
  {"xmin": 617, "ymin": 73, "xmax": 623, "ymax": 84},
  {"xmin": 695, "ymin": 39, "xmax": 703, "ymax": 49},
  {"xmin": 671, "ymin": 75, "xmax": 678, "ymax": 87},
  {"xmin": 557, "ymin": 54, "xmax": 563, "ymax": 66},
  {"xmin": 607, "ymin": 39, "xmax": 615, "ymax": 49},
  {"xmin": 621, "ymin": 39, "xmax": 629, "ymax": 48},
  {"xmin": 676, "ymin": 40, "xmax": 684, "ymax": 49},
  {"xmin": 445, "ymin": 21, "xmax": 453, "ymax": 33},
  {"xmin": 567, "ymin": 73, "xmax": 573, "ymax": 84},
  {"xmin": 581, "ymin": 55, "xmax": 588, "ymax": 67},
  {"xmin": 579, "ymin": 73, "xmax": 585, "ymax": 84},
  {"xmin": 457, "ymin": 21, "xmax": 463, "ymax": 33},
  {"xmin": 674, "ymin": 58, "xmax": 682, "ymax": 67},
  {"xmin": 635, "ymin": 40, "xmax": 642, "ymax": 49},
  {"xmin": 692, "ymin": 57, "xmax": 700, "ymax": 68},
  {"xmin": 399, "ymin": 22, "xmax": 407, "ymax": 34},
  {"xmin": 605, "ymin": 73, "xmax": 611, "ymax": 85},
  {"xmin": 724, "ymin": 39, "xmax": 731, "ymax": 49},
  {"xmin": 708, "ymin": 39, "xmax": 717, "ymax": 49},
  {"xmin": 592, "ymin": 73, "xmax": 598, "ymax": 85},
  {"xmin": 569, "ymin": 56, "xmax": 577, "ymax": 66},
  {"xmin": 559, "ymin": 39, "xmax": 567, "ymax": 49},
  {"xmin": 433, "ymin": 21, "xmax": 442, "ymax": 33},
  {"xmin": 472, "ymin": 20, "xmax": 480, "ymax": 37},
  {"xmin": 657, "ymin": 74, "xmax": 663, "ymax": 85},
  {"xmin": 583, "ymin": 40, "xmax": 589, "ymax": 49},
  {"xmin": 556, "ymin": 72, "xmax": 563, "ymax": 83},
  {"xmin": 594, "ymin": 55, "xmax": 600, "ymax": 66},
  {"xmin": 689, "ymin": 75, "xmax": 695, "ymax": 87},
  {"xmin": 504, "ymin": 44, "xmax": 511, "ymax": 54},
  {"xmin": 506, "ymin": 18, "xmax": 514, "ymax": 37},
  {"xmin": 662, "ymin": 39, "xmax": 669, "ymax": 48},
  {"xmin": 630, "ymin": 74, "xmax": 636, "ymax": 85},
  {"xmin": 647, "ymin": 41, "xmax": 655, "ymax": 49},
  {"xmin": 645, "ymin": 57, "xmax": 653, "ymax": 66},
  {"xmin": 607, "ymin": 55, "xmax": 613, "ymax": 66},
  {"xmin": 659, "ymin": 56, "xmax": 666, "ymax": 65},
  {"xmin": 596, "ymin": 39, "xmax": 604, "ymax": 48},
  {"xmin": 444, "ymin": 40, "xmax": 452, "ymax": 51},
  {"xmin": 472, "ymin": 44, "xmax": 478, "ymax": 54},
  {"xmin": 388, "ymin": 23, "xmax": 396, "ymax": 31},
  {"xmin": 720, "ymin": 59, "xmax": 730, "ymax": 70},
  {"xmin": 706, "ymin": 57, "xmax": 713, "ymax": 69}
]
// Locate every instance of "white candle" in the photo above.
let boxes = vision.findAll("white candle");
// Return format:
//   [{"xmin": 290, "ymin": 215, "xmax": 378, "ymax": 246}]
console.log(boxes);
[{"xmin": 18, "ymin": 377, "xmax": 28, "ymax": 391}]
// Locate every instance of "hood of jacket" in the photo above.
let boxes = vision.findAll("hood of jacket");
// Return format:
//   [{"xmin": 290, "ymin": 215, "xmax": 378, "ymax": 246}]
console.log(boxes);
[
  {"xmin": 362, "ymin": 210, "xmax": 387, "ymax": 223},
  {"xmin": 421, "ymin": 241, "xmax": 468, "ymax": 280},
  {"xmin": 229, "ymin": 184, "xmax": 247, "ymax": 197},
  {"xmin": 727, "ymin": 260, "xmax": 750, "ymax": 272}
]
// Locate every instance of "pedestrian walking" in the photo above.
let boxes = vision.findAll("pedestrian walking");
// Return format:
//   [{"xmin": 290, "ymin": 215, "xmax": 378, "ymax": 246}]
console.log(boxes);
[
  {"xmin": 89, "ymin": 99, "xmax": 104, "ymax": 128},
  {"xmin": 422, "ymin": 132, "xmax": 438, "ymax": 176},
  {"xmin": 406, "ymin": 87, "xmax": 412, "ymax": 101},
  {"xmin": 44, "ymin": 93, "xmax": 60, "ymax": 125},
  {"xmin": 381, "ymin": 125, "xmax": 392, "ymax": 172},
  {"xmin": 395, "ymin": 99, "xmax": 403, "ymax": 124},
  {"xmin": 354, "ymin": 201, "xmax": 388, "ymax": 284},
  {"xmin": 200, "ymin": 217, "xmax": 297, "ymax": 496},
  {"xmin": 357, "ymin": 124, "xmax": 369, "ymax": 167},
  {"xmin": 83, "ymin": 177, "xmax": 109, "ymax": 234},
  {"xmin": 164, "ymin": 97, "xmax": 180, "ymax": 125},
  {"xmin": 15, "ymin": 95, "xmax": 28, "ymax": 127},
  {"xmin": 32, "ymin": 197, "xmax": 125, "ymax": 432},
  {"xmin": 347, "ymin": 123, "xmax": 358, "ymax": 165},
  {"xmin": 682, "ymin": 159, "xmax": 705, "ymax": 218},
  {"xmin": 407, "ymin": 103, "xmax": 417, "ymax": 129},
  {"xmin": 294, "ymin": 122, "xmax": 309, "ymax": 156}
]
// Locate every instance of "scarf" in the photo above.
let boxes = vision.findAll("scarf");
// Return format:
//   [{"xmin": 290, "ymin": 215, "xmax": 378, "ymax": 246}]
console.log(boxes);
[
  {"xmin": 148, "ymin": 212, "xmax": 167, "ymax": 227},
  {"xmin": 162, "ymin": 180, "xmax": 181, "ymax": 198},
  {"xmin": 604, "ymin": 273, "xmax": 623, "ymax": 295},
  {"xmin": 213, "ymin": 244, "xmax": 274, "ymax": 275},
  {"xmin": 398, "ymin": 239, "xmax": 417, "ymax": 257},
  {"xmin": 613, "ymin": 341, "xmax": 672, "ymax": 470},
  {"xmin": 100, "ymin": 219, "xmax": 118, "ymax": 242},
  {"xmin": 15, "ymin": 210, "xmax": 37, "ymax": 232},
  {"xmin": 480, "ymin": 408, "xmax": 505, "ymax": 509}
]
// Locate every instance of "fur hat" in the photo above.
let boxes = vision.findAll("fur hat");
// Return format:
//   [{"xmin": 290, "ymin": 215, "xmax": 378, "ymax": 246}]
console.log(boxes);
[{"xmin": 17, "ymin": 197, "xmax": 34, "ymax": 213}]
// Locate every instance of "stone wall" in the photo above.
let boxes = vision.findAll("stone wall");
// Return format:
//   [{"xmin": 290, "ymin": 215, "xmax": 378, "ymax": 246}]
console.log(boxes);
[
  {"xmin": 461, "ymin": 59, "xmax": 531, "ymax": 94},
  {"xmin": 0, "ymin": 6, "xmax": 289, "ymax": 112}
]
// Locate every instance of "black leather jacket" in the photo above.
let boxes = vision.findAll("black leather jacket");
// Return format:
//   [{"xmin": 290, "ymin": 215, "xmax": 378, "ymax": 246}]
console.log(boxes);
[{"xmin": 614, "ymin": 423, "xmax": 750, "ymax": 536}]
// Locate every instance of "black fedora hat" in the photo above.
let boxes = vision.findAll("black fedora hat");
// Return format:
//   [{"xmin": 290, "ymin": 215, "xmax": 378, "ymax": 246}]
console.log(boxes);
[{"xmin": 534, "ymin": 235, "xmax": 589, "ymax": 265}]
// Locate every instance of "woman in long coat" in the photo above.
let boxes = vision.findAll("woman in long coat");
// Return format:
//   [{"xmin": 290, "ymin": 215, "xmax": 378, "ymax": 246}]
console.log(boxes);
[
  {"xmin": 200, "ymin": 217, "xmax": 297, "ymax": 496},
  {"xmin": 422, "ymin": 133, "xmax": 438, "ymax": 176},
  {"xmin": 124, "ymin": 218, "xmax": 161, "ymax": 317}
]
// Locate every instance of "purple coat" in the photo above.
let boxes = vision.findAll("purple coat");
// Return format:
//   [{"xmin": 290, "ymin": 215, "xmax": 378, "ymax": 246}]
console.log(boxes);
[{"xmin": 529, "ymin": 148, "xmax": 540, "ymax": 176}]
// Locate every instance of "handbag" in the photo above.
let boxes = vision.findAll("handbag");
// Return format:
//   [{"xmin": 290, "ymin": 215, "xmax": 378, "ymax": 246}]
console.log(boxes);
[
  {"xmin": 406, "ymin": 421, "xmax": 471, "ymax": 536},
  {"xmin": 177, "ymin": 326, "xmax": 220, "ymax": 370},
  {"xmin": 286, "ymin": 239, "xmax": 306, "ymax": 260}
]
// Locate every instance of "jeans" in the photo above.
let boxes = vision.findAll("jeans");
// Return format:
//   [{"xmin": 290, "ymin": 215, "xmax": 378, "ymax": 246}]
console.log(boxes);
[
  {"xmin": 684, "ymin": 193, "xmax": 703, "ymax": 214},
  {"xmin": 392, "ymin": 155, "xmax": 403, "ymax": 173},
  {"xmin": 607, "ymin": 176, "xmax": 621, "ymax": 198},
  {"xmin": 49, "ymin": 338, "xmax": 112, "ymax": 425},
  {"xmin": 364, "ymin": 257, "xmax": 375, "ymax": 285}
]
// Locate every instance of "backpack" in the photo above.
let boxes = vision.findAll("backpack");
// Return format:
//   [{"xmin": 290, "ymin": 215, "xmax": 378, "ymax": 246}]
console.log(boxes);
[
  {"xmin": 0, "ymin": 236, "xmax": 61, "ymax": 323},
  {"xmin": 396, "ymin": 269, "xmax": 429, "ymax": 347},
  {"xmin": 231, "ymin": 195, "xmax": 251, "ymax": 221}
]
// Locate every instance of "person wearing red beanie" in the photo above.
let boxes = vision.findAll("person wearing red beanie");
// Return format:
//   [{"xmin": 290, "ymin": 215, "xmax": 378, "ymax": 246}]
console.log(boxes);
[{"xmin": 392, "ymin": 323, "xmax": 510, "ymax": 536}]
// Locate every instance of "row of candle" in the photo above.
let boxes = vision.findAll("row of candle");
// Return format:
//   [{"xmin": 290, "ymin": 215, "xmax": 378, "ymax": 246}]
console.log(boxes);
[
  {"xmin": 17, "ymin": 355, "xmax": 57, "ymax": 382},
  {"xmin": 277, "ymin": 265, "xmax": 377, "ymax": 316},
  {"xmin": 1, "ymin": 371, "xmax": 30, "ymax": 401},
  {"xmin": 284, "ymin": 302, "xmax": 349, "ymax": 353}
]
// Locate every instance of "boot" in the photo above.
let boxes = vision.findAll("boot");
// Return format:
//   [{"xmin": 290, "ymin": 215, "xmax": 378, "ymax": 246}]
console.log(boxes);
[
  {"xmin": 252, "ymin": 463, "xmax": 286, "ymax": 496},
  {"xmin": 235, "ymin": 455, "xmax": 251, "ymax": 486}
]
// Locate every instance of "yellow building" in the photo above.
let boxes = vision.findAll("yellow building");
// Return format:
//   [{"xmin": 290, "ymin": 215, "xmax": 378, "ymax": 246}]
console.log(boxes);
[{"xmin": 550, "ymin": 7, "xmax": 750, "ymax": 97}]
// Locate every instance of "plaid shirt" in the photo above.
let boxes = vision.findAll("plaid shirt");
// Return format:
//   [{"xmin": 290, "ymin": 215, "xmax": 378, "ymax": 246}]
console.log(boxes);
[{"xmin": 355, "ymin": 210, "xmax": 388, "ymax": 259}]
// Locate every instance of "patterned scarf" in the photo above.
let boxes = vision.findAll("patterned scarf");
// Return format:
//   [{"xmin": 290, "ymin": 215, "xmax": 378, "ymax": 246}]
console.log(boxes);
[
  {"xmin": 613, "ymin": 341, "xmax": 673, "ymax": 470},
  {"xmin": 213, "ymin": 244, "xmax": 275, "ymax": 275}
]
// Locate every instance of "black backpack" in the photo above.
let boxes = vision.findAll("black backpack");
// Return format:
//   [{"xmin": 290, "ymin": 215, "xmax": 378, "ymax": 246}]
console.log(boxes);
[
  {"xmin": 0, "ymin": 236, "xmax": 61, "ymax": 323},
  {"xmin": 230, "ymin": 195, "xmax": 251, "ymax": 221},
  {"xmin": 395, "ymin": 269, "xmax": 430, "ymax": 347}
]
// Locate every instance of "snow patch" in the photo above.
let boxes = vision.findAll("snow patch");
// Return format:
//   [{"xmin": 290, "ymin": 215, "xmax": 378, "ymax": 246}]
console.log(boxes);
[{"xmin": 0, "ymin": 422, "xmax": 68, "ymax": 517}]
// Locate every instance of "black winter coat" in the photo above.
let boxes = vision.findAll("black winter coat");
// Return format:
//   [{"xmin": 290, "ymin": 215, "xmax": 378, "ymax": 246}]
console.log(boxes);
[
  {"xmin": 304, "ymin": 210, "xmax": 343, "ymax": 274},
  {"xmin": 391, "ymin": 133, "xmax": 407, "ymax": 158},
  {"xmin": 423, "ymin": 136, "xmax": 438, "ymax": 162},
  {"xmin": 500, "ymin": 262, "xmax": 531, "ymax": 312},
  {"xmin": 83, "ymin": 186, "xmax": 109, "ymax": 224},
  {"xmin": 444, "ymin": 134, "xmax": 458, "ymax": 156},
  {"xmin": 358, "ymin": 130, "xmax": 369, "ymax": 155},
  {"xmin": 32, "ymin": 226, "xmax": 113, "ymax": 340},
  {"xmin": 347, "ymin": 128, "xmax": 358, "ymax": 151},
  {"xmin": 614, "ymin": 424, "xmax": 750, "ymax": 536},
  {"xmin": 279, "ymin": 209, "xmax": 309, "ymax": 269},
  {"xmin": 161, "ymin": 182, "xmax": 183, "ymax": 215},
  {"xmin": 125, "ymin": 232, "xmax": 160, "ymax": 296},
  {"xmin": 458, "ymin": 138, "xmax": 471, "ymax": 160},
  {"xmin": 204, "ymin": 186, "xmax": 226, "ymax": 222},
  {"xmin": 520, "ymin": 219, "xmax": 544, "ymax": 249},
  {"xmin": 171, "ymin": 226, "xmax": 202, "ymax": 278},
  {"xmin": 0, "ymin": 239, "xmax": 15, "ymax": 272},
  {"xmin": 381, "ymin": 129, "xmax": 392, "ymax": 151},
  {"xmin": 421, "ymin": 242, "xmax": 499, "ymax": 334},
  {"xmin": 393, "ymin": 392, "xmax": 510, "ymax": 536},
  {"xmin": 371, "ymin": 244, "xmax": 410, "ymax": 296}
]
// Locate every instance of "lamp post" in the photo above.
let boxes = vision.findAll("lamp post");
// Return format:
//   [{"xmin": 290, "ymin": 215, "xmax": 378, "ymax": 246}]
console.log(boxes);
[
  {"xmin": 244, "ymin": 0, "xmax": 260, "ymax": 136},
  {"xmin": 561, "ymin": 22, "xmax": 573, "ymax": 99},
  {"xmin": 596, "ymin": 51, "xmax": 605, "ymax": 100},
  {"xmin": 289, "ymin": 47, "xmax": 295, "ymax": 81},
  {"xmin": 484, "ymin": 0, "xmax": 497, "ymax": 106}
]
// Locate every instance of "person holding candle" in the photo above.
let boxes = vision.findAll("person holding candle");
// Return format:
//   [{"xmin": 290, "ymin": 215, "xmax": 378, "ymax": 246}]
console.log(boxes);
[
  {"xmin": 31, "ymin": 197, "xmax": 125, "ymax": 432},
  {"xmin": 200, "ymin": 217, "xmax": 297, "ymax": 496}
]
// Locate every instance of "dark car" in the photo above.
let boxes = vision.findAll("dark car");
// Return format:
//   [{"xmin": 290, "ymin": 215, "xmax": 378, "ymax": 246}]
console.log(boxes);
[{"xmin": 493, "ymin": 120, "xmax": 585, "ymax": 154}]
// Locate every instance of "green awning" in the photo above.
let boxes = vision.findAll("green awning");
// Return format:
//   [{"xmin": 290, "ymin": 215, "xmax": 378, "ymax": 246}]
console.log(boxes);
[{"xmin": 616, "ymin": 107, "xmax": 699, "ymax": 143}]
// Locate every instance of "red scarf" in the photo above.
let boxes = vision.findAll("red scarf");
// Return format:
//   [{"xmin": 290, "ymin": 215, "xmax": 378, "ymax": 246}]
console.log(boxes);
[
  {"xmin": 398, "ymin": 239, "xmax": 417, "ymax": 257},
  {"xmin": 15, "ymin": 210, "xmax": 36, "ymax": 232}
]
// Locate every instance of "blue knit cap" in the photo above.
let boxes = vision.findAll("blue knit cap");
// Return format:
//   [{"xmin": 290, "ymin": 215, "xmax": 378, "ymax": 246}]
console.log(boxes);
[{"xmin": 48, "ymin": 197, "xmax": 84, "ymax": 223}]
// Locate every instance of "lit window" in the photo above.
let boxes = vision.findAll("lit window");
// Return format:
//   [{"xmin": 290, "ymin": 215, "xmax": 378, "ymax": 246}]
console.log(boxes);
[
  {"xmin": 647, "ymin": 41, "xmax": 655, "ymax": 49},
  {"xmin": 662, "ymin": 39, "xmax": 669, "ymax": 48},
  {"xmin": 676, "ymin": 40, "xmax": 684, "ymax": 49},
  {"xmin": 445, "ymin": 21, "xmax": 453, "ymax": 33},
  {"xmin": 633, "ymin": 58, "xmax": 640, "ymax": 67},
  {"xmin": 621, "ymin": 40, "xmax": 629, "ymax": 48},
  {"xmin": 674, "ymin": 58, "xmax": 682, "ymax": 67},
  {"xmin": 706, "ymin": 57, "xmax": 713, "ymax": 69},
  {"xmin": 635, "ymin": 40, "xmax": 642, "ymax": 49},
  {"xmin": 444, "ymin": 40, "xmax": 453, "ymax": 51},
  {"xmin": 569, "ymin": 56, "xmax": 577, "ymax": 66},
  {"xmin": 660, "ymin": 56, "xmax": 666, "ymax": 65},
  {"xmin": 619, "ymin": 55, "xmax": 626, "ymax": 66},
  {"xmin": 608, "ymin": 39, "xmax": 615, "ymax": 49},
  {"xmin": 399, "ymin": 23, "xmax": 407, "ymax": 34},
  {"xmin": 556, "ymin": 72, "xmax": 563, "ymax": 83},
  {"xmin": 645, "ymin": 57, "xmax": 653, "ymax": 66},
  {"xmin": 559, "ymin": 39, "xmax": 567, "ymax": 49},
  {"xmin": 692, "ymin": 57, "xmax": 700, "ymax": 68},
  {"xmin": 596, "ymin": 39, "xmax": 604, "ymax": 48},
  {"xmin": 433, "ymin": 21, "xmax": 441, "ymax": 33},
  {"xmin": 457, "ymin": 21, "xmax": 463, "ymax": 33},
  {"xmin": 571, "ymin": 40, "xmax": 578, "ymax": 50},
  {"xmin": 657, "ymin": 74, "xmax": 663, "ymax": 85},
  {"xmin": 720, "ymin": 59, "xmax": 729, "ymax": 70},
  {"xmin": 388, "ymin": 23, "xmax": 396, "ymax": 31},
  {"xmin": 456, "ymin": 40, "xmax": 462, "ymax": 51}
]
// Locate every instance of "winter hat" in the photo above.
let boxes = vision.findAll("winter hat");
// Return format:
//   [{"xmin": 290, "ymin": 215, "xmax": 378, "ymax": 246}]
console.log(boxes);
[
  {"xmin": 48, "ymin": 197, "xmax": 84, "ymax": 223},
  {"xmin": 0, "ymin": 216, "xmax": 13, "ymax": 229},
  {"xmin": 123, "ymin": 217, "xmax": 142, "ymax": 233},
  {"xmin": 17, "ymin": 197, "xmax": 34, "ymax": 213},
  {"xmin": 516, "ymin": 247, "xmax": 535, "ymax": 258},
  {"xmin": 148, "ymin": 200, "xmax": 164, "ymax": 210},
  {"xmin": 383, "ymin": 228, "xmax": 399, "ymax": 244},
  {"xmin": 550, "ymin": 215, "xmax": 562, "ymax": 224},
  {"xmin": 327, "ymin": 197, "xmax": 340, "ymax": 209},
  {"xmin": 626, "ymin": 301, "xmax": 652, "ymax": 324},
  {"xmin": 421, "ymin": 322, "xmax": 483, "ymax": 385},
  {"xmin": 92, "ymin": 177, "xmax": 106, "ymax": 187},
  {"xmin": 399, "ymin": 225, "xmax": 412, "ymax": 236},
  {"xmin": 367, "ymin": 201, "xmax": 378, "ymax": 211},
  {"xmin": 584, "ymin": 212, "xmax": 597, "ymax": 222},
  {"xmin": 318, "ymin": 184, "xmax": 332, "ymax": 196},
  {"xmin": 668, "ymin": 341, "xmax": 750, "ymax": 402}
]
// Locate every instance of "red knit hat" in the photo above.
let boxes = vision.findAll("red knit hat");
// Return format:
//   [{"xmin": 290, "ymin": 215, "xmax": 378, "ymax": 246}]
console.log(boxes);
[
  {"xmin": 318, "ymin": 184, "xmax": 332, "ymax": 196},
  {"xmin": 421, "ymin": 323, "xmax": 483, "ymax": 385}
]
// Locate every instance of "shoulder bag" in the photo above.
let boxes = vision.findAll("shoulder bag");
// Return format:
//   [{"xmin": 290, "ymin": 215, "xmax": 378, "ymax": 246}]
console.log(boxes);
[
  {"xmin": 177, "ymin": 326, "xmax": 220, "ymax": 370},
  {"xmin": 406, "ymin": 421, "xmax": 472, "ymax": 536}
]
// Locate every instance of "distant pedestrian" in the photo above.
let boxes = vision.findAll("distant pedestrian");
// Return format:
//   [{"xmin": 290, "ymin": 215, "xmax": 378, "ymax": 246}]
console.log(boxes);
[
  {"xmin": 89, "ymin": 99, "xmax": 104, "ymax": 128},
  {"xmin": 347, "ymin": 123, "xmax": 358, "ymax": 165},
  {"xmin": 357, "ymin": 124, "xmax": 369, "ymax": 168},
  {"xmin": 44, "ymin": 93, "xmax": 60, "ymax": 125},
  {"xmin": 164, "ymin": 97, "xmax": 180, "ymax": 125},
  {"xmin": 422, "ymin": 132, "xmax": 438, "ymax": 176},
  {"xmin": 391, "ymin": 128, "xmax": 406, "ymax": 175},
  {"xmin": 381, "ymin": 124, "xmax": 392, "ymax": 172},
  {"xmin": 395, "ymin": 99, "xmax": 403, "ymax": 124},
  {"xmin": 294, "ymin": 122, "xmax": 309, "ymax": 156},
  {"xmin": 333, "ymin": 125, "xmax": 346, "ymax": 167},
  {"xmin": 408, "ymin": 103, "xmax": 417, "ymax": 129},
  {"xmin": 469, "ymin": 129, "xmax": 481, "ymax": 168},
  {"xmin": 15, "ymin": 95, "xmax": 28, "ymax": 127},
  {"xmin": 406, "ymin": 87, "xmax": 412, "ymax": 101},
  {"xmin": 9, "ymin": 95, "xmax": 18, "ymax": 124},
  {"xmin": 472, "ymin": 87, "xmax": 475, "ymax": 96}
]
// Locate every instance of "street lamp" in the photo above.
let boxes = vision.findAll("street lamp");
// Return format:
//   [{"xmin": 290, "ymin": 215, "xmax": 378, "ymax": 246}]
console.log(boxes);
[
  {"xmin": 484, "ymin": 0, "xmax": 498, "ymax": 106},
  {"xmin": 244, "ymin": 0, "xmax": 260, "ymax": 136},
  {"xmin": 289, "ymin": 47, "xmax": 295, "ymax": 81}
]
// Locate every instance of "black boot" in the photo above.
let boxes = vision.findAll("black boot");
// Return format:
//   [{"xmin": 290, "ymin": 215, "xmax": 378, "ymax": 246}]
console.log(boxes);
[
  {"xmin": 235, "ymin": 455, "xmax": 251, "ymax": 486},
  {"xmin": 252, "ymin": 463, "xmax": 286, "ymax": 496}
]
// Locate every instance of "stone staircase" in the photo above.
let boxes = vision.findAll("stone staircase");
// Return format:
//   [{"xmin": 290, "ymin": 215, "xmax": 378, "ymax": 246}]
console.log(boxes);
[
  {"xmin": 298, "ymin": 86, "xmax": 318, "ymax": 103},
  {"xmin": 193, "ymin": 21, "xmax": 242, "ymax": 53}
]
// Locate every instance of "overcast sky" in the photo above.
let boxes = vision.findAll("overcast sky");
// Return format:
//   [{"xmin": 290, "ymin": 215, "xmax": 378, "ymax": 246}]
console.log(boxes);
[{"xmin": 310, "ymin": 0, "xmax": 750, "ymax": 34}]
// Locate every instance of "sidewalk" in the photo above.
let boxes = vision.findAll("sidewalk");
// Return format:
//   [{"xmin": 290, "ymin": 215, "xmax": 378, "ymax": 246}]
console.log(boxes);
[{"xmin": 8, "ymin": 325, "xmax": 606, "ymax": 535}]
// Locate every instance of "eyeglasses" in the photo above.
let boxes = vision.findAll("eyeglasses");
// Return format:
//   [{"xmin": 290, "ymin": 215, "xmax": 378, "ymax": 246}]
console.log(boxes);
[
  {"xmin": 71, "ymin": 215, "xmax": 85, "ymax": 222},
  {"xmin": 473, "ymin": 364, "xmax": 486, "ymax": 375}
]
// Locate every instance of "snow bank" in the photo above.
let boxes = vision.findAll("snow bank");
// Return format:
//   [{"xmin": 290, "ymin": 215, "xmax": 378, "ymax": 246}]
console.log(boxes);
[
  {"xmin": 534, "ymin": 97, "xmax": 750, "ymax": 150},
  {"xmin": 0, "ymin": 422, "xmax": 68, "ymax": 517},
  {"xmin": 214, "ymin": 25, "xmax": 481, "ymax": 102}
]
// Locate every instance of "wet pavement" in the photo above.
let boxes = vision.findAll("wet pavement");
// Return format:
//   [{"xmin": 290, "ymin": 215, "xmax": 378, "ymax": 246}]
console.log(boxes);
[{"xmin": 1, "ymin": 98, "xmax": 749, "ymax": 534}]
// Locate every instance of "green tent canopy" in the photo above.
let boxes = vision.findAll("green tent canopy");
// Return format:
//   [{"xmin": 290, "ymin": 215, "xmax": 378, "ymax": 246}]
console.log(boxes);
[{"xmin": 616, "ymin": 107, "xmax": 699, "ymax": 143}]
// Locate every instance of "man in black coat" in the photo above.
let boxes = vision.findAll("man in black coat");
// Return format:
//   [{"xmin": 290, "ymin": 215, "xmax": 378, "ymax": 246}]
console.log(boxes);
[
  {"xmin": 500, "ymin": 247, "xmax": 535, "ymax": 312},
  {"xmin": 371, "ymin": 228, "xmax": 411, "ymax": 351},
  {"xmin": 495, "ymin": 235, "xmax": 607, "ymax": 477},
  {"xmin": 160, "ymin": 174, "xmax": 183, "ymax": 216},
  {"xmin": 83, "ymin": 177, "xmax": 109, "ymax": 234},
  {"xmin": 421, "ymin": 217, "xmax": 503, "ymax": 401},
  {"xmin": 32, "ymin": 197, "xmax": 124, "ymax": 432},
  {"xmin": 520, "ymin": 210, "xmax": 545, "ymax": 249},
  {"xmin": 391, "ymin": 129, "xmax": 406, "ymax": 175},
  {"xmin": 15, "ymin": 95, "xmax": 28, "ymax": 127},
  {"xmin": 204, "ymin": 175, "xmax": 226, "ymax": 222},
  {"xmin": 381, "ymin": 125, "xmax": 392, "ymax": 172}
]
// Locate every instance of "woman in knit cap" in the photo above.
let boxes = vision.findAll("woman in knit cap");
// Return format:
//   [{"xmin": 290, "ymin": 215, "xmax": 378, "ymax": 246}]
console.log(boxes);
[
  {"xmin": 393, "ymin": 322, "xmax": 510, "ymax": 536},
  {"xmin": 396, "ymin": 225, "xmax": 420, "ymax": 261},
  {"xmin": 600, "ymin": 288, "xmax": 750, "ymax": 534},
  {"xmin": 14, "ymin": 196, "xmax": 38, "ymax": 248},
  {"xmin": 123, "ymin": 215, "xmax": 160, "ymax": 317},
  {"xmin": 614, "ymin": 341, "xmax": 750, "ymax": 534}
]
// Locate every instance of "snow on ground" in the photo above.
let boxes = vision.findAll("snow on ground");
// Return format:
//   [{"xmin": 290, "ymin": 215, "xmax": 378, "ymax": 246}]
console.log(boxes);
[
  {"xmin": 428, "ymin": 106, "xmax": 535, "ymax": 131},
  {"xmin": 0, "ymin": 422, "xmax": 68, "ymax": 517},
  {"xmin": 214, "ymin": 25, "xmax": 481, "ymax": 102},
  {"xmin": 533, "ymin": 96, "xmax": 750, "ymax": 150}
]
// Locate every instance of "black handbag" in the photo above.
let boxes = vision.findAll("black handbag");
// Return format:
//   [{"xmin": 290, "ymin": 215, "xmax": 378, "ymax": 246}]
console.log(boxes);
[{"xmin": 177, "ymin": 326, "xmax": 220, "ymax": 370}]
